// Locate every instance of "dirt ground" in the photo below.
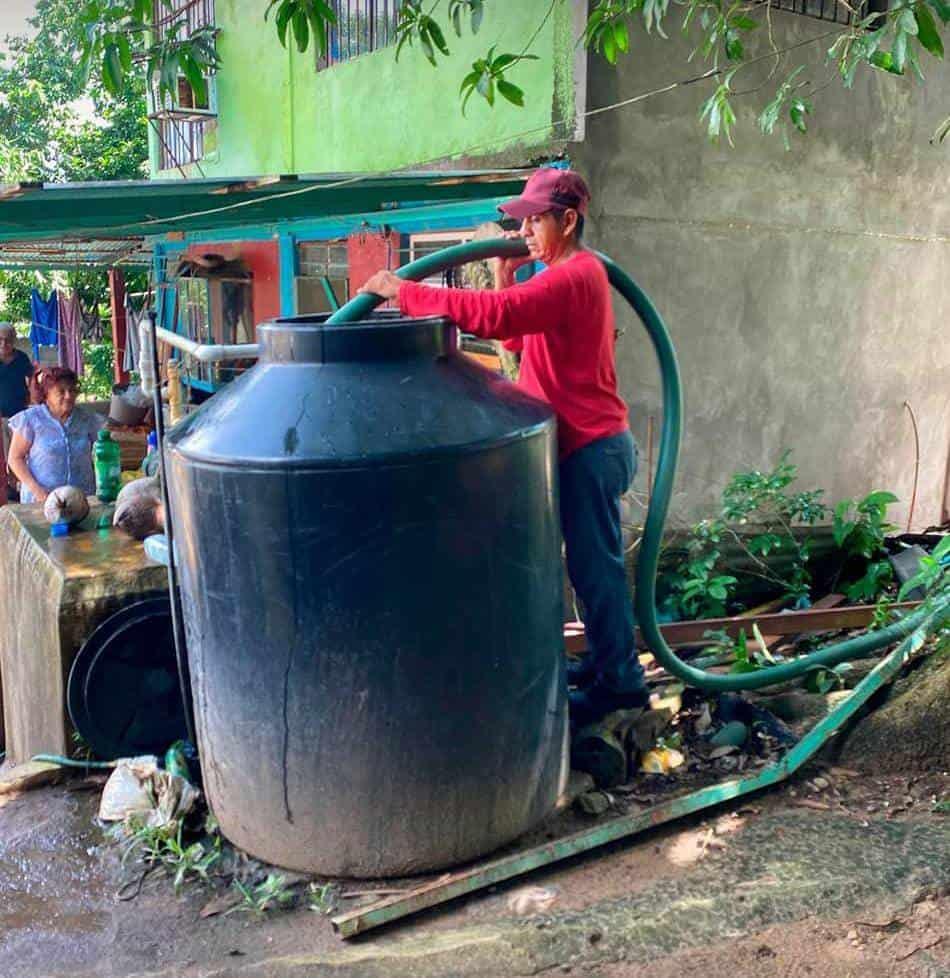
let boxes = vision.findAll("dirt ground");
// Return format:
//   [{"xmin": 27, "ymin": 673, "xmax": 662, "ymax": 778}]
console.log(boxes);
[
  {"xmin": 1, "ymin": 759, "xmax": 947, "ymax": 978},
  {"xmin": 602, "ymin": 897, "xmax": 950, "ymax": 978}
]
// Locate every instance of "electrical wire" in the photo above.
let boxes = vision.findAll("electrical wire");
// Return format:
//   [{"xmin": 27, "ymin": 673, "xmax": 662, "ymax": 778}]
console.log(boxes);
[{"xmin": 73, "ymin": 25, "xmax": 853, "ymax": 240}]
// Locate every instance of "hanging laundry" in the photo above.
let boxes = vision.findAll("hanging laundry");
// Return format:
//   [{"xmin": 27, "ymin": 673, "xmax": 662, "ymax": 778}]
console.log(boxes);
[
  {"xmin": 123, "ymin": 295, "xmax": 145, "ymax": 373},
  {"xmin": 80, "ymin": 302, "xmax": 103, "ymax": 342},
  {"xmin": 57, "ymin": 291, "xmax": 84, "ymax": 376},
  {"xmin": 29, "ymin": 290, "xmax": 60, "ymax": 363}
]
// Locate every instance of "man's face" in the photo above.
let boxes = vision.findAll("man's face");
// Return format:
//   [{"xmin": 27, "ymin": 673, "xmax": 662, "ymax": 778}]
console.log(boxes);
[
  {"xmin": 0, "ymin": 332, "xmax": 16, "ymax": 363},
  {"xmin": 518, "ymin": 210, "xmax": 576, "ymax": 265}
]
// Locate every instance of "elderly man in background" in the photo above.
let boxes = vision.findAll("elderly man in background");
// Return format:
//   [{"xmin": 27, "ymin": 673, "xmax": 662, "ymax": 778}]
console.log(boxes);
[{"xmin": 0, "ymin": 323, "xmax": 32, "ymax": 419}]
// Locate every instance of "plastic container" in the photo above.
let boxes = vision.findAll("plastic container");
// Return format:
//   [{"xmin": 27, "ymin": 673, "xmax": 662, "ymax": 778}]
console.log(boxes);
[
  {"xmin": 166, "ymin": 311, "xmax": 566, "ymax": 877},
  {"xmin": 142, "ymin": 430, "xmax": 159, "ymax": 477},
  {"xmin": 108, "ymin": 392, "xmax": 149, "ymax": 427},
  {"xmin": 93, "ymin": 430, "xmax": 122, "ymax": 502}
]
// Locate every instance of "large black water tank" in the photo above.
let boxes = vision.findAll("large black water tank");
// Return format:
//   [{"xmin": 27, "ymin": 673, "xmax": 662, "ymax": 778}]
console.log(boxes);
[{"xmin": 165, "ymin": 313, "xmax": 567, "ymax": 876}]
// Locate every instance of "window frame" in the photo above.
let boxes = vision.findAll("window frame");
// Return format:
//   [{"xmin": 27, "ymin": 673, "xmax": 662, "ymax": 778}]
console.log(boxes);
[
  {"xmin": 317, "ymin": 0, "xmax": 404, "ymax": 70},
  {"xmin": 151, "ymin": 0, "xmax": 218, "ymax": 171}
]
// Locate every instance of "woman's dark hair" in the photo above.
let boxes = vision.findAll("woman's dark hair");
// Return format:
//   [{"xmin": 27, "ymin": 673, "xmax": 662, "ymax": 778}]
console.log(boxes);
[{"xmin": 33, "ymin": 366, "xmax": 79, "ymax": 403}]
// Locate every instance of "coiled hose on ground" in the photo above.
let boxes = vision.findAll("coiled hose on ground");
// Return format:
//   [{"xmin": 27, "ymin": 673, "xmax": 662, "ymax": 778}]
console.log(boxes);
[{"xmin": 329, "ymin": 237, "xmax": 947, "ymax": 691}]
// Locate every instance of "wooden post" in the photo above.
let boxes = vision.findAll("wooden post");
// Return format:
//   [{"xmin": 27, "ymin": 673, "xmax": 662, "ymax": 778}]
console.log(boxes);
[{"xmin": 108, "ymin": 268, "xmax": 129, "ymax": 386}]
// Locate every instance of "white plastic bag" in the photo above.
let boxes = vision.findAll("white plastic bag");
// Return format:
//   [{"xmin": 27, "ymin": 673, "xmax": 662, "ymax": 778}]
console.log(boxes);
[{"xmin": 98, "ymin": 755, "xmax": 199, "ymax": 828}]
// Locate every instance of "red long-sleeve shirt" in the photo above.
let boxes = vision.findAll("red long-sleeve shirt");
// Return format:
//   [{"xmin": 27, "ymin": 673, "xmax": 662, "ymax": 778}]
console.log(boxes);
[{"xmin": 398, "ymin": 250, "xmax": 629, "ymax": 459}]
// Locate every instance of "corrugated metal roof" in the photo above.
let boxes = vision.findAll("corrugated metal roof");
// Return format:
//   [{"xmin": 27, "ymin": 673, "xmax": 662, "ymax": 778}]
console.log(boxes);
[
  {"xmin": 0, "ymin": 237, "xmax": 152, "ymax": 270},
  {"xmin": 0, "ymin": 170, "xmax": 531, "ymax": 268}
]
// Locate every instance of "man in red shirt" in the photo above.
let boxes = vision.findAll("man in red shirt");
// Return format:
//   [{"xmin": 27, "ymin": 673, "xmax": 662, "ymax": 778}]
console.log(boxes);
[{"xmin": 361, "ymin": 169, "xmax": 649, "ymax": 729}]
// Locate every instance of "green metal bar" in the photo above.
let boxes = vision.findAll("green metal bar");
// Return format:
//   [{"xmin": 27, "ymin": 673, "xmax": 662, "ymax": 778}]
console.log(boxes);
[
  {"xmin": 278, "ymin": 231, "xmax": 298, "ymax": 317},
  {"xmin": 320, "ymin": 275, "xmax": 341, "ymax": 311},
  {"xmin": 332, "ymin": 631, "xmax": 917, "ymax": 939}
]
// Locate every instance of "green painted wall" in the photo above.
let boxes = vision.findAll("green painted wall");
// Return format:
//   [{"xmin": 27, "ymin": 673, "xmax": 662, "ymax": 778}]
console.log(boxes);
[{"xmin": 151, "ymin": 1, "xmax": 578, "ymax": 178}]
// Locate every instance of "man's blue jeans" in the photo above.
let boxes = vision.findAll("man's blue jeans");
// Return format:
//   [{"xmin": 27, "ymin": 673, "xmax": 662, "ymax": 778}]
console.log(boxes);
[{"xmin": 559, "ymin": 429, "xmax": 646, "ymax": 694}]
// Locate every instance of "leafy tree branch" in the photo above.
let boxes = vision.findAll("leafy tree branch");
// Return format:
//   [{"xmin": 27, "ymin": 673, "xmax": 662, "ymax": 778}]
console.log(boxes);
[{"xmin": 73, "ymin": 0, "xmax": 950, "ymax": 147}]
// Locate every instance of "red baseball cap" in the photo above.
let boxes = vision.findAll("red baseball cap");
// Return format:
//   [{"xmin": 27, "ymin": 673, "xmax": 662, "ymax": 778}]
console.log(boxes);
[{"xmin": 499, "ymin": 168, "xmax": 590, "ymax": 220}]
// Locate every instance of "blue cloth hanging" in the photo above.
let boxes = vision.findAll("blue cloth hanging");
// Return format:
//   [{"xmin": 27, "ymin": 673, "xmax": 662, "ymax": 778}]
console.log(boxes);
[{"xmin": 29, "ymin": 289, "xmax": 59, "ymax": 360}]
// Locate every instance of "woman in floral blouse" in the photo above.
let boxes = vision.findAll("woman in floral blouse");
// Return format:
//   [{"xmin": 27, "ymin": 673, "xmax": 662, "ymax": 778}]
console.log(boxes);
[{"xmin": 7, "ymin": 367, "xmax": 105, "ymax": 504}]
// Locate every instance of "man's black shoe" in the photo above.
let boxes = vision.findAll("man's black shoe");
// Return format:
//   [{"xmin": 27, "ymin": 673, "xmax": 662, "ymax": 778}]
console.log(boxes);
[{"xmin": 569, "ymin": 682, "xmax": 651, "ymax": 732}]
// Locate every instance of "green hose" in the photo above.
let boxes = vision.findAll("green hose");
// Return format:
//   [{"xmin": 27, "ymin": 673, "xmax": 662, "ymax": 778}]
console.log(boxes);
[
  {"xmin": 31, "ymin": 754, "xmax": 117, "ymax": 769},
  {"xmin": 329, "ymin": 238, "xmax": 946, "ymax": 691}
]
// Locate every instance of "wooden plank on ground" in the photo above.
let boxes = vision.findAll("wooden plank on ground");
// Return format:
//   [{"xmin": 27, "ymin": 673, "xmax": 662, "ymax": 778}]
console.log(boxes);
[
  {"xmin": 752, "ymin": 593, "xmax": 845, "ymax": 654},
  {"xmin": 563, "ymin": 600, "xmax": 922, "ymax": 655},
  {"xmin": 0, "ymin": 760, "xmax": 62, "ymax": 795}
]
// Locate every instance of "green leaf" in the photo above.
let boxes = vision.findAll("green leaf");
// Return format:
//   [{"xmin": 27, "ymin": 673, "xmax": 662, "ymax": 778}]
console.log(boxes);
[
  {"xmin": 934, "ymin": 113, "xmax": 950, "ymax": 141},
  {"xmin": 459, "ymin": 69, "xmax": 480, "ymax": 95},
  {"xmin": 292, "ymin": 10, "xmax": 310, "ymax": 53},
  {"xmin": 861, "ymin": 490, "xmax": 899, "ymax": 509},
  {"xmin": 752, "ymin": 623, "xmax": 775, "ymax": 662},
  {"xmin": 869, "ymin": 50, "xmax": 901, "ymax": 73},
  {"xmin": 116, "ymin": 33, "xmax": 132, "ymax": 73},
  {"xmin": 180, "ymin": 52, "xmax": 208, "ymax": 105},
  {"xmin": 603, "ymin": 29, "xmax": 618, "ymax": 64},
  {"xmin": 833, "ymin": 519, "xmax": 855, "ymax": 549},
  {"xmin": 471, "ymin": 0, "xmax": 484, "ymax": 33},
  {"xmin": 894, "ymin": 29, "xmax": 909, "ymax": 72},
  {"xmin": 613, "ymin": 19, "xmax": 630, "ymax": 54},
  {"xmin": 491, "ymin": 53, "xmax": 521, "ymax": 71},
  {"xmin": 276, "ymin": 2, "xmax": 294, "ymax": 45},
  {"xmin": 102, "ymin": 43, "xmax": 122, "ymax": 94},
  {"xmin": 725, "ymin": 30, "xmax": 743, "ymax": 60},
  {"xmin": 425, "ymin": 17, "xmax": 450, "ymax": 56},
  {"xmin": 789, "ymin": 97, "xmax": 810, "ymax": 133},
  {"xmin": 420, "ymin": 31, "xmax": 436, "ymax": 66},
  {"xmin": 915, "ymin": 4, "xmax": 945, "ymax": 55},
  {"xmin": 900, "ymin": 7, "xmax": 920, "ymax": 34},
  {"xmin": 731, "ymin": 660, "xmax": 760, "ymax": 674},
  {"xmin": 804, "ymin": 665, "xmax": 839, "ymax": 694},
  {"xmin": 926, "ymin": 0, "xmax": 950, "ymax": 24},
  {"xmin": 906, "ymin": 37, "xmax": 926, "ymax": 78},
  {"xmin": 306, "ymin": 3, "xmax": 333, "ymax": 56},
  {"xmin": 729, "ymin": 14, "xmax": 759, "ymax": 29},
  {"xmin": 313, "ymin": 0, "xmax": 336, "ymax": 22},
  {"xmin": 395, "ymin": 30, "xmax": 412, "ymax": 61},
  {"xmin": 497, "ymin": 78, "xmax": 525, "ymax": 106},
  {"xmin": 932, "ymin": 535, "xmax": 950, "ymax": 560}
]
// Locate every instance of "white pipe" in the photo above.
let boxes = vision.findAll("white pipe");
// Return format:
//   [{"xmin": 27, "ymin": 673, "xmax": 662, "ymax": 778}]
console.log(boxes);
[{"xmin": 155, "ymin": 326, "xmax": 259, "ymax": 363}]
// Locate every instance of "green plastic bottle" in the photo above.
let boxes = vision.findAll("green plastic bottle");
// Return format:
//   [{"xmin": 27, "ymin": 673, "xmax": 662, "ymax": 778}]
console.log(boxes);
[{"xmin": 93, "ymin": 430, "xmax": 122, "ymax": 503}]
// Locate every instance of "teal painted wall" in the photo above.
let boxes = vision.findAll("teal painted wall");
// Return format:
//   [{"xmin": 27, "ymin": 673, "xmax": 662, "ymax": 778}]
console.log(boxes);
[{"xmin": 150, "ymin": 1, "xmax": 577, "ymax": 178}]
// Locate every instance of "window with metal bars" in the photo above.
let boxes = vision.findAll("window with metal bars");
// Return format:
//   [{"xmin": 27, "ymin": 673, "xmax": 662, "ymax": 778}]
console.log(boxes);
[
  {"xmin": 769, "ymin": 0, "xmax": 871, "ymax": 25},
  {"xmin": 152, "ymin": 0, "xmax": 217, "ymax": 170},
  {"xmin": 318, "ymin": 0, "xmax": 404, "ymax": 69},
  {"xmin": 296, "ymin": 240, "xmax": 350, "ymax": 313},
  {"xmin": 153, "ymin": 0, "xmax": 216, "ymax": 41}
]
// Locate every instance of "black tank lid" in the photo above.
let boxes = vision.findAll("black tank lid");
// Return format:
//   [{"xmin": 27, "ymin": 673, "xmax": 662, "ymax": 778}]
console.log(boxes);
[{"xmin": 258, "ymin": 312, "xmax": 457, "ymax": 364}]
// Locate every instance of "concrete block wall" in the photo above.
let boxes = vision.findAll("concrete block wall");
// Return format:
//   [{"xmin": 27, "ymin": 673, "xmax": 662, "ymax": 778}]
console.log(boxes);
[{"xmin": 570, "ymin": 10, "xmax": 950, "ymax": 529}]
